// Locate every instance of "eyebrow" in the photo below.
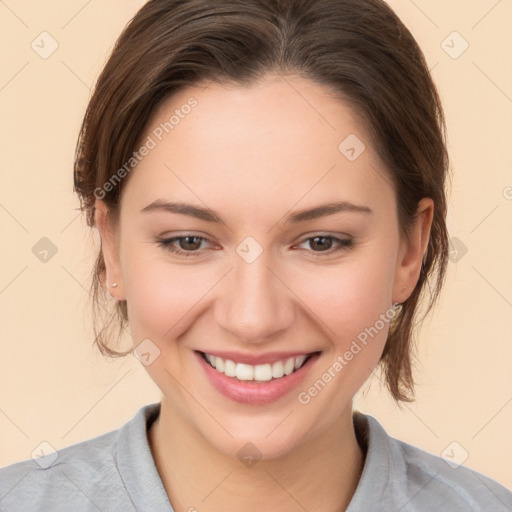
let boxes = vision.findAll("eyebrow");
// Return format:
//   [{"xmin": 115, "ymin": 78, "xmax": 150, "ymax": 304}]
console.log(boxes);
[
  {"xmin": 140, "ymin": 199, "xmax": 373, "ymax": 223},
  {"xmin": 141, "ymin": 199, "xmax": 373, "ymax": 224}
]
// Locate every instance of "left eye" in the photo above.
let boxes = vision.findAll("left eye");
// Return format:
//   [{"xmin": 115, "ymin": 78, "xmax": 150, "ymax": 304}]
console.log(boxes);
[
  {"xmin": 297, "ymin": 235, "xmax": 353, "ymax": 254},
  {"xmin": 156, "ymin": 234, "xmax": 354, "ymax": 257}
]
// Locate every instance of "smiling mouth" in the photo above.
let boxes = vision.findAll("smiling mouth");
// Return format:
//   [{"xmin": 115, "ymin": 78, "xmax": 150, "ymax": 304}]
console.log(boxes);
[{"xmin": 198, "ymin": 351, "xmax": 320, "ymax": 383}]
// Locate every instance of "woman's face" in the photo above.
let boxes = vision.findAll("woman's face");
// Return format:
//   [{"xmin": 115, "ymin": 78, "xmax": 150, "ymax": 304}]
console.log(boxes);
[{"xmin": 97, "ymin": 73, "xmax": 432, "ymax": 459}]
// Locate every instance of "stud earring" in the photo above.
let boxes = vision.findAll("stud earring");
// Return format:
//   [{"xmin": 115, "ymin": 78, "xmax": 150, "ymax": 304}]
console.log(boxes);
[{"xmin": 111, "ymin": 283, "xmax": 118, "ymax": 288}]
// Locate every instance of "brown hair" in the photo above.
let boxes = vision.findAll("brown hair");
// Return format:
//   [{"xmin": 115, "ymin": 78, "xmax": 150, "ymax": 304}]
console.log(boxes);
[{"xmin": 73, "ymin": 0, "xmax": 450, "ymax": 404}]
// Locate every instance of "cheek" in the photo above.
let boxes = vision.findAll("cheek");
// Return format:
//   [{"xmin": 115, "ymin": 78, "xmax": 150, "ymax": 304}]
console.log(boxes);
[
  {"xmin": 121, "ymin": 244, "xmax": 209, "ymax": 343},
  {"xmin": 121, "ymin": 228, "xmax": 398, "ymax": 354},
  {"xmin": 293, "ymin": 248, "xmax": 396, "ymax": 340},
  {"xmin": 288, "ymin": 246, "xmax": 397, "ymax": 397},
  {"xmin": 283, "ymin": 256, "xmax": 398, "ymax": 436}
]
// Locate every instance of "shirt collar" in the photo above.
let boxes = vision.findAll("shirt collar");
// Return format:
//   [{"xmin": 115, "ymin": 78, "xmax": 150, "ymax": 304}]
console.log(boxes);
[
  {"xmin": 115, "ymin": 401, "xmax": 174, "ymax": 511},
  {"xmin": 346, "ymin": 410, "xmax": 391, "ymax": 510},
  {"xmin": 114, "ymin": 403, "xmax": 390, "ymax": 511}
]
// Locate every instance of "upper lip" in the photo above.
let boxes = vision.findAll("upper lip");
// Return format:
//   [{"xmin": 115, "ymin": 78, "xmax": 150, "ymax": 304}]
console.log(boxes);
[{"xmin": 197, "ymin": 350, "xmax": 320, "ymax": 366}]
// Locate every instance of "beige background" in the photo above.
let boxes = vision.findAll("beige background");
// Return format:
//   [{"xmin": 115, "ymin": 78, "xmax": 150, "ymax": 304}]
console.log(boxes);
[{"xmin": 1, "ymin": 0, "xmax": 511, "ymax": 491}]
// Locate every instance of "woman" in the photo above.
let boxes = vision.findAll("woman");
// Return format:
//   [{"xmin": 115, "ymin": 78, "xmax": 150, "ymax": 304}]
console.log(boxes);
[{"xmin": 1, "ymin": 0, "xmax": 511, "ymax": 510}]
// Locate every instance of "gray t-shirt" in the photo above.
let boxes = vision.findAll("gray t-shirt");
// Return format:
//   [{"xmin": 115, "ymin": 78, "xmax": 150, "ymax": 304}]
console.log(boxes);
[{"xmin": 1, "ymin": 401, "xmax": 511, "ymax": 511}]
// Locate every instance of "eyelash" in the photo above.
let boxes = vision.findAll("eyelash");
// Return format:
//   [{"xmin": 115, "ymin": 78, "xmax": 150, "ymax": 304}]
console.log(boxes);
[{"xmin": 155, "ymin": 234, "xmax": 354, "ymax": 258}]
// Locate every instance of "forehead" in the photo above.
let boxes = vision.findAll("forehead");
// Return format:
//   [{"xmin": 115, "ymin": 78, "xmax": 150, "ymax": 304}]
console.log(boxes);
[{"xmin": 122, "ymin": 74, "xmax": 394, "ymax": 223}]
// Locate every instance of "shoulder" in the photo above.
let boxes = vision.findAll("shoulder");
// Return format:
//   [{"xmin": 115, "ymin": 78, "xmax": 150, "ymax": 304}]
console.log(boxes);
[
  {"xmin": 0, "ymin": 428, "xmax": 127, "ymax": 511},
  {"xmin": 392, "ymin": 435, "xmax": 512, "ymax": 510},
  {"xmin": 0, "ymin": 403, "xmax": 164, "ymax": 512},
  {"xmin": 349, "ymin": 411, "xmax": 512, "ymax": 511}
]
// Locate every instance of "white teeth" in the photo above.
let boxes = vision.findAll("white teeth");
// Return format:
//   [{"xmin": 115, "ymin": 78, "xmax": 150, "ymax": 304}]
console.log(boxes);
[
  {"xmin": 235, "ymin": 363, "xmax": 254, "ymax": 381},
  {"xmin": 203, "ymin": 353, "xmax": 311, "ymax": 382},
  {"xmin": 295, "ymin": 355, "xmax": 307, "ymax": 369},
  {"xmin": 254, "ymin": 364, "xmax": 273, "ymax": 382},
  {"xmin": 272, "ymin": 361, "xmax": 284, "ymax": 379},
  {"xmin": 283, "ymin": 357, "xmax": 295, "ymax": 375},
  {"xmin": 224, "ymin": 359, "xmax": 236, "ymax": 377},
  {"xmin": 215, "ymin": 356, "xmax": 224, "ymax": 373}
]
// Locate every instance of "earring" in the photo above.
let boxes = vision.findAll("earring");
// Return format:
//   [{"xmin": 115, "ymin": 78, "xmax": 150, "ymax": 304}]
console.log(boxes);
[{"xmin": 111, "ymin": 283, "xmax": 118, "ymax": 288}]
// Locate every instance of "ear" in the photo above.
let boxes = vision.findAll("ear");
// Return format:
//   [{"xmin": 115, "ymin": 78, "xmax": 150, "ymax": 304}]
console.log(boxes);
[
  {"xmin": 94, "ymin": 199, "xmax": 125, "ymax": 301},
  {"xmin": 392, "ymin": 197, "xmax": 434, "ymax": 304}
]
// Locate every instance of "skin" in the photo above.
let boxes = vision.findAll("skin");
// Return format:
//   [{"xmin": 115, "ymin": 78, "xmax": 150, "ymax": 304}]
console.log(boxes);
[{"xmin": 95, "ymin": 73, "xmax": 433, "ymax": 511}]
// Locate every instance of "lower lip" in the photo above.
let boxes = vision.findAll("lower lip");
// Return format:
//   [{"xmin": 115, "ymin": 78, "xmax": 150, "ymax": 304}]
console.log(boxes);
[{"xmin": 194, "ymin": 350, "xmax": 320, "ymax": 405}]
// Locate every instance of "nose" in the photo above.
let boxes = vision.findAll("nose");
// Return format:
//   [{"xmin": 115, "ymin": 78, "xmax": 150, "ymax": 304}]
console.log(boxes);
[{"xmin": 214, "ymin": 249, "xmax": 295, "ymax": 344}]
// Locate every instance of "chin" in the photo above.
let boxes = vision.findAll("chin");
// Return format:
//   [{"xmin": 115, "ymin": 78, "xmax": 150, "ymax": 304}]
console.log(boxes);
[{"xmin": 205, "ymin": 427, "xmax": 309, "ymax": 464}]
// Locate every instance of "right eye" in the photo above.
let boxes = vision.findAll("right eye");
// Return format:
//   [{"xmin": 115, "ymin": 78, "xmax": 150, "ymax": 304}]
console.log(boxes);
[{"xmin": 156, "ymin": 235, "xmax": 213, "ymax": 257}]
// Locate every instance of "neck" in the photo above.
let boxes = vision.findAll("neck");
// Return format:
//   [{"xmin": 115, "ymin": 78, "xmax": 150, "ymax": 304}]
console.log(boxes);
[{"xmin": 148, "ymin": 398, "xmax": 365, "ymax": 512}]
